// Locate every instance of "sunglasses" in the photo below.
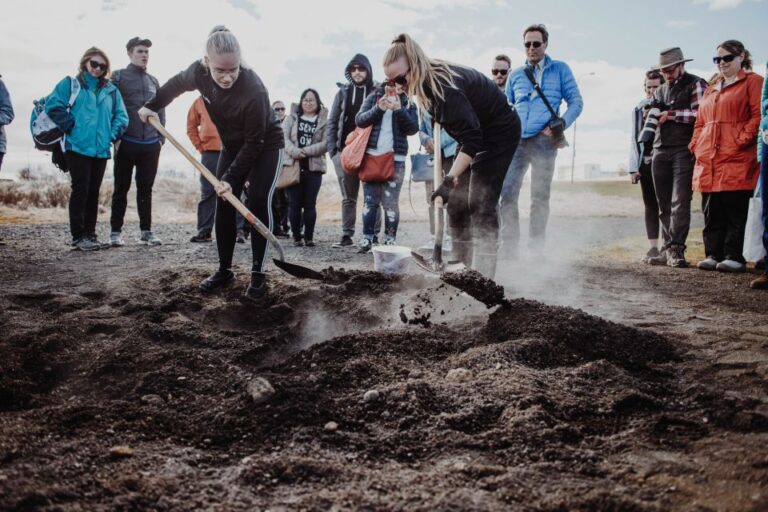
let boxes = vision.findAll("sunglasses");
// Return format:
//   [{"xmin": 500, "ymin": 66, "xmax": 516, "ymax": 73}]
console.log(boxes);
[
  {"xmin": 350, "ymin": 65, "xmax": 366, "ymax": 72},
  {"xmin": 524, "ymin": 41, "xmax": 543, "ymax": 49},
  {"xmin": 386, "ymin": 74, "xmax": 408, "ymax": 87},
  {"xmin": 274, "ymin": 107, "xmax": 285, "ymax": 112},
  {"xmin": 712, "ymin": 54, "xmax": 736, "ymax": 65},
  {"xmin": 89, "ymin": 60, "xmax": 107, "ymax": 71},
  {"xmin": 491, "ymin": 68, "xmax": 509, "ymax": 76}
]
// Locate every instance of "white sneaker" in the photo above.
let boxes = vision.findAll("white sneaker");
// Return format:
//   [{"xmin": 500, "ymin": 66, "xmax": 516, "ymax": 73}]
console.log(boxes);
[
  {"xmin": 110, "ymin": 231, "xmax": 125, "ymax": 247},
  {"xmin": 697, "ymin": 256, "xmax": 718, "ymax": 271},
  {"xmin": 140, "ymin": 230, "xmax": 162, "ymax": 246},
  {"xmin": 715, "ymin": 259, "xmax": 745, "ymax": 273}
]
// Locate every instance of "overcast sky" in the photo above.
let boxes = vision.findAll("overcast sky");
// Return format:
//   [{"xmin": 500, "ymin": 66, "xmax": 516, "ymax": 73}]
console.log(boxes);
[{"xmin": 1, "ymin": 0, "xmax": 766, "ymax": 178}]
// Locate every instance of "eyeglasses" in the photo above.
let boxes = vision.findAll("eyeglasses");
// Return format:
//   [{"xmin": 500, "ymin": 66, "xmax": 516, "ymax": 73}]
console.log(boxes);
[
  {"xmin": 491, "ymin": 68, "xmax": 509, "ymax": 76},
  {"xmin": 524, "ymin": 41, "xmax": 543, "ymax": 49},
  {"xmin": 89, "ymin": 60, "xmax": 107, "ymax": 71},
  {"xmin": 712, "ymin": 54, "xmax": 736, "ymax": 65},
  {"xmin": 386, "ymin": 74, "xmax": 408, "ymax": 87},
  {"xmin": 350, "ymin": 65, "xmax": 366, "ymax": 72}
]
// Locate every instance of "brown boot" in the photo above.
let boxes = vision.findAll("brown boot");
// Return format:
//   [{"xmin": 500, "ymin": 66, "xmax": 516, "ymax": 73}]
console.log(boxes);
[{"xmin": 749, "ymin": 274, "xmax": 768, "ymax": 289}]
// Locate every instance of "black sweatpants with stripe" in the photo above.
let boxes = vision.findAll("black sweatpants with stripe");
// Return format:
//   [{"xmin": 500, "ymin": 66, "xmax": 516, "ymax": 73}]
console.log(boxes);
[{"xmin": 215, "ymin": 147, "xmax": 281, "ymax": 273}]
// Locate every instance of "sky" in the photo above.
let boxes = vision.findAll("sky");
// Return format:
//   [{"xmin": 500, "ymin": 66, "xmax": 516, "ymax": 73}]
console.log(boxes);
[{"xmin": 1, "ymin": 0, "xmax": 766, "ymax": 178}]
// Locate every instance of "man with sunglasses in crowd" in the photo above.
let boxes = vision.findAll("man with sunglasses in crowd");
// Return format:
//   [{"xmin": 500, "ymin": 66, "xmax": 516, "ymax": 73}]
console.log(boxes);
[
  {"xmin": 109, "ymin": 37, "xmax": 165, "ymax": 247},
  {"xmin": 491, "ymin": 55, "xmax": 511, "ymax": 92},
  {"xmin": 645, "ymin": 47, "xmax": 707, "ymax": 268},
  {"xmin": 500, "ymin": 24, "xmax": 583, "ymax": 260},
  {"xmin": 327, "ymin": 54, "xmax": 381, "ymax": 248}
]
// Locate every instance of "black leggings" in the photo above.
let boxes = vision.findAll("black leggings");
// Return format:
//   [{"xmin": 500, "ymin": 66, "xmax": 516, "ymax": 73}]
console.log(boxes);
[
  {"xmin": 65, "ymin": 151, "xmax": 107, "ymax": 241},
  {"xmin": 638, "ymin": 160, "xmax": 660, "ymax": 240},
  {"xmin": 215, "ymin": 148, "xmax": 282, "ymax": 273}
]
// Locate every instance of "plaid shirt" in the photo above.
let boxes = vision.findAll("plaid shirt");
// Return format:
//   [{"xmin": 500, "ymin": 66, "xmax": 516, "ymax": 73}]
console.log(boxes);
[{"xmin": 667, "ymin": 78, "xmax": 708, "ymax": 124}]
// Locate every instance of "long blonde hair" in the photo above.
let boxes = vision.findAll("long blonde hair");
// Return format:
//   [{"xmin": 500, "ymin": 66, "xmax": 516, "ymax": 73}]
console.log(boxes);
[{"xmin": 383, "ymin": 34, "xmax": 458, "ymax": 112}]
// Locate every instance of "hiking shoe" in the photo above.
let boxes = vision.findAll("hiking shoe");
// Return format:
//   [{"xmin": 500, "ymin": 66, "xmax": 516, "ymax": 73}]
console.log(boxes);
[
  {"xmin": 643, "ymin": 247, "xmax": 660, "ymax": 263},
  {"xmin": 244, "ymin": 272, "xmax": 267, "ymax": 300},
  {"xmin": 697, "ymin": 256, "xmax": 719, "ymax": 271},
  {"xmin": 110, "ymin": 231, "xmax": 125, "ymax": 247},
  {"xmin": 358, "ymin": 238, "xmax": 372, "ymax": 254},
  {"xmin": 332, "ymin": 235, "xmax": 353, "ymax": 248},
  {"xmin": 140, "ymin": 230, "xmax": 162, "ymax": 246},
  {"xmin": 666, "ymin": 246, "xmax": 688, "ymax": 268},
  {"xmin": 648, "ymin": 249, "xmax": 668, "ymax": 266},
  {"xmin": 749, "ymin": 274, "xmax": 768, "ymax": 289},
  {"xmin": 73, "ymin": 238, "xmax": 101, "ymax": 252},
  {"xmin": 293, "ymin": 238, "xmax": 304, "ymax": 247},
  {"xmin": 236, "ymin": 229, "xmax": 247, "ymax": 244},
  {"xmin": 86, "ymin": 234, "xmax": 110, "ymax": 249},
  {"xmin": 190, "ymin": 233, "xmax": 212, "ymax": 243},
  {"xmin": 304, "ymin": 239, "xmax": 316, "ymax": 247},
  {"xmin": 199, "ymin": 269, "xmax": 235, "ymax": 293},
  {"xmin": 716, "ymin": 259, "xmax": 745, "ymax": 273}
]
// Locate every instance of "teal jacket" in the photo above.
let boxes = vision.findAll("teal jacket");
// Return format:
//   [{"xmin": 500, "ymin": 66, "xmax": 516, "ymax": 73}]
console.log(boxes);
[
  {"xmin": 45, "ymin": 72, "xmax": 128, "ymax": 159},
  {"xmin": 759, "ymin": 60, "xmax": 767, "ymax": 163}
]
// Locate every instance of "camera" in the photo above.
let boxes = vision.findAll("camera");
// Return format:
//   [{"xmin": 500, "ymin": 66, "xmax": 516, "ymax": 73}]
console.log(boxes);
[{"xmin": 638, "ymin": 99, "xmax": 668, "ymax": 144}]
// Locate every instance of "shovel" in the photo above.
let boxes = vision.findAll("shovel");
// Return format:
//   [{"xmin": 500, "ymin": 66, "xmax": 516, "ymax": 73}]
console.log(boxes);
[
  {"xmin": 411, "ymin": 122, "xmax": 466, "ymax": 274},
  {"xmin": 147, "ymin": 117, "xmax": 323, "ymax": 280}
]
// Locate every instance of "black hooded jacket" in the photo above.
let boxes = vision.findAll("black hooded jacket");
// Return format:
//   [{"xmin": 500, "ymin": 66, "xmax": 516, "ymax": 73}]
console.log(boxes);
[
  {"xmin": 326, "ymin": 54, "xmax": 377, "ymax": 155},
  {"xmin": 145, "ymin": 60, "xmax": 284, "ymax": 185}
]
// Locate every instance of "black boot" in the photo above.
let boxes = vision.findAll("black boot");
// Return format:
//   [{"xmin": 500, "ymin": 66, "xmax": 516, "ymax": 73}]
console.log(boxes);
[
  {"xmin": 200, "ymin": 269, "xmax": 235, "ymax": 293},
  {"xmin": 244, "ymin": 271, "xmax": 267, "ymax": 300}
]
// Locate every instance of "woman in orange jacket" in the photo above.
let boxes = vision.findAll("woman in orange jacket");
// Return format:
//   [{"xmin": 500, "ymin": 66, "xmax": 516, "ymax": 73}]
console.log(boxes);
[{"xmin": 690, "ymin": 40, "xmax": 764, "ymax": 273}]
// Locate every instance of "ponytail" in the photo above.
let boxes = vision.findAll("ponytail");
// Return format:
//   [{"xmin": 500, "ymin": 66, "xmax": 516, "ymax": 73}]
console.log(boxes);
[
  {"xmin": 383, "ymin": 33, "xmax": 458, "ymax": 112},
  {"xmin": 206, "ymin": 25, "xmax": 241, "ymax": 58}
]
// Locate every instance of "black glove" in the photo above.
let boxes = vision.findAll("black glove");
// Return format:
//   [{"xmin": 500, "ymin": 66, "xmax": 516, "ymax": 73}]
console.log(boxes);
[{"xmin": 431, "ymin": 176, "xmax": 456, "ymax": 204}]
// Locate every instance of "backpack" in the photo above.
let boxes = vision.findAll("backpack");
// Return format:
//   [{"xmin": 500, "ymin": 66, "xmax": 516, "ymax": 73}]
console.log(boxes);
[{"xmin": 31, "ymin": 76, "xmax": 80, "ymax": 152}]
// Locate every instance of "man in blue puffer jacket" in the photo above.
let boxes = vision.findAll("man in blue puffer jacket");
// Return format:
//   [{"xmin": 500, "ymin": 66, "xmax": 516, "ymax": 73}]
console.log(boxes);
[{"xmin": 500, "ymin": 24, "xmax": 583, "ymax": 258}]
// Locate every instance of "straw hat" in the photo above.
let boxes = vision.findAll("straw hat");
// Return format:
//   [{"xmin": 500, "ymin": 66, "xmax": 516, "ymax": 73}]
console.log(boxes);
[{"xmin": 653, "ymin": 47, "xmax": 693, "ymax": 70}]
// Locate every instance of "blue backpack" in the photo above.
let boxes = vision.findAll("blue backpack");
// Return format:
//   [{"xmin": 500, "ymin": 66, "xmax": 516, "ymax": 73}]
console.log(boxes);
[{"xmin": 30, "ymin": 76, "xmax": 80, "ymax": 152}]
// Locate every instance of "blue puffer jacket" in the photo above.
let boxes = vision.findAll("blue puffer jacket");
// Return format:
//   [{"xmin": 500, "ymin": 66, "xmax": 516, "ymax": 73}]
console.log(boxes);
[
  {"xmin": 505, "ymin": 55, "xmax": 583, "ymax": 139},
  {"xmin": 0, "ymin": 77, "xmax": 14, "ymax": 154},
  {"xmin": 355, "ymin": 87, "xmax": 418, "ymax": 156},
  {"xmin": 46, "ymin": 72, "xmax": 128, "ymax": 159}
]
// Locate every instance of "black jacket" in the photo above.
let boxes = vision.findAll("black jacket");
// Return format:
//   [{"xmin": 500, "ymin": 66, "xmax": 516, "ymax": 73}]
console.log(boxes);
[
  {"xmin": 429, "ymin": 65, "xmax": 520, "ymax": 162},
  {"xmin": 145, "ymin": 60, "xmax": 284, "ymax": 184},
  {"xmin": 111, "ymin": 64, "xmax": 165, "ymax": 143},
  {"xmin": 326, "ymin": 54, "xmax": 376, "ymax": 155}
]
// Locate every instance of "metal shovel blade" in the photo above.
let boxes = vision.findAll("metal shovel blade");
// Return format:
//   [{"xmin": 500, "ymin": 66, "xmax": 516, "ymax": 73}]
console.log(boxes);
[
  {"xmin": 411, "ymin": 251, "xmax": 466, "ymax": 275},
  {"xmin": 273, "ymin": 258, "xmax": 324, "ymax": 280}
]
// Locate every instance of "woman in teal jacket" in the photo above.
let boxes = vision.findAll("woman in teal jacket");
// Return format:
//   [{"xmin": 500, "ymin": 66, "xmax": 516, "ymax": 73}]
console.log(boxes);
[{"xmin": 46, "ymin": 47, "xmax": 128, "ymax": 251}]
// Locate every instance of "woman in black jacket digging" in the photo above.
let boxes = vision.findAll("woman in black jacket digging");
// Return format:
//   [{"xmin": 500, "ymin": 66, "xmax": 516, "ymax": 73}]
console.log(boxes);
[
  {"xmin": 382, "ymin": 34, "xmax": 521, "ymax": 279},
  {"xmin": 139, "ymin": 26, "xmax": 284, "ymax": 300}
]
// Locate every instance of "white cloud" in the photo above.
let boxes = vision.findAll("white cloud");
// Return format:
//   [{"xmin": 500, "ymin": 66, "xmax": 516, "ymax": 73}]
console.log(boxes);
[{"xmin": 692, "ymin": 0, "xmax": 745, "ymax": 9}]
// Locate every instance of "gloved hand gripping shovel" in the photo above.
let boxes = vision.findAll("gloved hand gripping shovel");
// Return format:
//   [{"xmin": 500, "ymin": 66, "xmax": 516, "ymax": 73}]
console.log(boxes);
[
  {"xmin": 411, "ymin": 122, "xmax": 466, "ymax": 274},
  {"xmin": 147, "ymin": 117, "xmax": 323, "ymax": 280}
]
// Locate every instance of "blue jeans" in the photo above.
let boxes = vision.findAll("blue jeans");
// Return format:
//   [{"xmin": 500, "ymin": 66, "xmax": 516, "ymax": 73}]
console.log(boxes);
[
  {"xmin": 287, "ymin": 169, "xmax": 323, "ymax": 241},
  {"xmin": 196, "ymin": 151, "xmax": 219, "ymax": 236},
  {"xmin": 761, "ymin": 141, "xmax": 768, "ymax": 272},
  {"xmin": 362, "ymin": 161, "xmax": 405, "ymax": 242},
  {"xmin": 499, "ymin": 132, "xmax": 557, "ymax": 248}
]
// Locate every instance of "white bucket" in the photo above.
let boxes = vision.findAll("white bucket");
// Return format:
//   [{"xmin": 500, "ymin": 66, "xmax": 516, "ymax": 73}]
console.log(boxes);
[{"xmin": 372, "ymin": 245, "xmax": 412, "ymax": 275}]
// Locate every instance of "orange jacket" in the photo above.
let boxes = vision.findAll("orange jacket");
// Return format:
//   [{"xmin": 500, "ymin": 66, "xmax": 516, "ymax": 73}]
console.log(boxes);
[
  {"xmin": 690, "ymin": 70, "xmax": 763, "ymax": 193},
  {"xmin": 186, "ymin": 96, "xmax": 222, "ymax": 153}
]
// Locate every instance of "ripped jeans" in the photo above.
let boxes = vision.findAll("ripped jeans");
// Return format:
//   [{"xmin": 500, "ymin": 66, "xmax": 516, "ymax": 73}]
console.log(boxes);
[{"xmin": 362, "ymin": 160, "xmax": 405, "ymax": 242}]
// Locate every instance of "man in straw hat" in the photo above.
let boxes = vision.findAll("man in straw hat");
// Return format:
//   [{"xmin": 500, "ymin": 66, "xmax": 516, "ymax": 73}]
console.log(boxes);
[{"xmin": 646, "ymin": 47, "xmax": 708, "ymax": 268}]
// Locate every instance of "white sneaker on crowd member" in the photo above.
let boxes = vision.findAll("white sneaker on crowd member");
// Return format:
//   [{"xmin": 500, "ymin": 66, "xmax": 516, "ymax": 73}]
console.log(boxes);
[
  {"xmin": 140, "ymin": 230, "xmax": 162, "ymax": 246},
  {"xmin": 358, "ymin": 238, "xmax": 372, "ymax": 254},
  {"xmin": 110, "ymin": 231, "xmax": 125, "ymax": 247},
  {"xmin": 715, "ymin": 259, "xmax": 746, "ymax": 273},
  {"xmin": 643, "ymin": 247, "xmax": 660, "ymax": 264},
  {"xmin": 696, "ymin": 256, "xmax": 719, "ymax": 271}
]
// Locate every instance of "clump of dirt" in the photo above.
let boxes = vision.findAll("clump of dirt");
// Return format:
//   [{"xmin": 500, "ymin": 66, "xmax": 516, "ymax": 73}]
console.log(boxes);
[
  {"xmin": 1, "ymin": 265, "xmax": 766, "ymax": 510},
  {"xmin": 442, "ymin": 269, "xmax": 508, "ymax": 308}
]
